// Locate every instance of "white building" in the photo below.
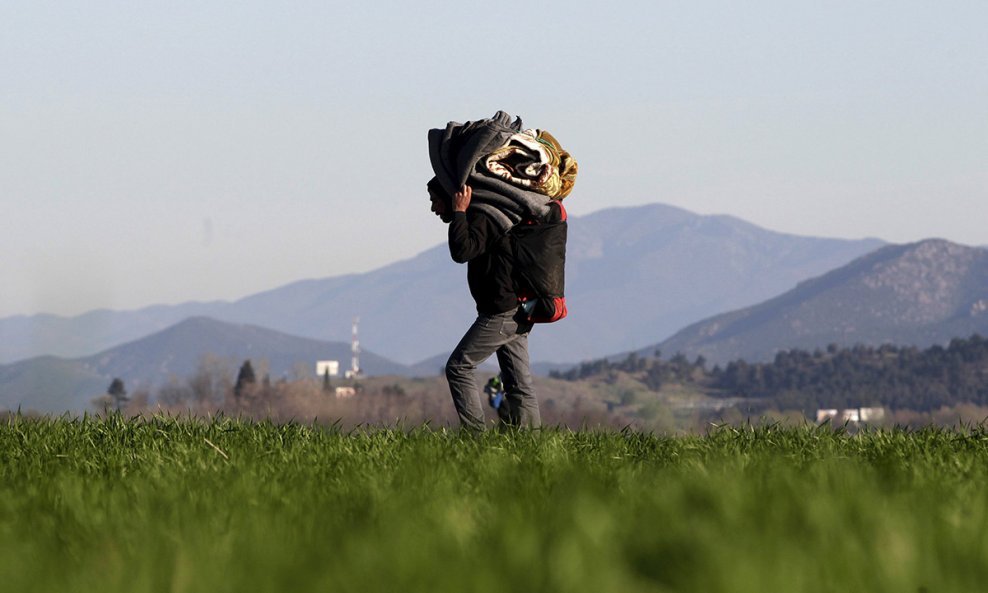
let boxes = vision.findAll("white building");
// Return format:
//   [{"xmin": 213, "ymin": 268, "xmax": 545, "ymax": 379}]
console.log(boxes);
[
  {"xmin": 316, "ymin": 360, "xmax": 340, "ymax": 378},
  {"xmin": 335, "ymin": 386, "xmax": 356, "ymax": 398},
  {"xmin": 816, "ymin": 407, "xmax": 885, "ymax": 424},
  {"xmin": 858, "ymin": 407, "xmax": 886, "ymax": 422}
]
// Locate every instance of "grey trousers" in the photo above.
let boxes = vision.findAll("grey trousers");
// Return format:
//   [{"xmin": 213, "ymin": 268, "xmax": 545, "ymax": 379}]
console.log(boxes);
[{"xmin": 445, "ymin": 309, "xmax": 540, "ymax": 431}]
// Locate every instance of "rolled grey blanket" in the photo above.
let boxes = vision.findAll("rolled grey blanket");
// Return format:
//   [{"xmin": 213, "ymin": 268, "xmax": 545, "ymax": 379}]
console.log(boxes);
[{"xmin": 428, "ymin": 111, "xmax": 554, "ymax": 232}]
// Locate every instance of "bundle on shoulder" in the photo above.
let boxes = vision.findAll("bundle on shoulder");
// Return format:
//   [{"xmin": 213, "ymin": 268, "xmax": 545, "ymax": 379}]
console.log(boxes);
[{"xmin": 428, "ymin": 111, "xmax": 578, "ymax": 323}]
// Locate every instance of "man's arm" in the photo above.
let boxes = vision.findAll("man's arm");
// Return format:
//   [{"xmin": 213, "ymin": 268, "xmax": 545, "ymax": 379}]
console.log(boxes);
[
  {"xmin": 453, "ymin": 184, "xmax": 471, "ymax": 213},
  {"xmin": 447, "ymin": 185, "xmax": 493, "ymax": 263}
]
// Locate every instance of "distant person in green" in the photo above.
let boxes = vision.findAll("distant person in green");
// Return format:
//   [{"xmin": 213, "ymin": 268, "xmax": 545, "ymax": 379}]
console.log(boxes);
[{"xmin": 428, "ymin": 178, "xmax": 540, "ymax": 431}]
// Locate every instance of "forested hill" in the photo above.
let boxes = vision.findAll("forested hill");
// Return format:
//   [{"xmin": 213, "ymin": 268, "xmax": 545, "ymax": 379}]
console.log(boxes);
[{"xmin": 552, "ymin": 334, "xmax": 988, "ymax": 413}]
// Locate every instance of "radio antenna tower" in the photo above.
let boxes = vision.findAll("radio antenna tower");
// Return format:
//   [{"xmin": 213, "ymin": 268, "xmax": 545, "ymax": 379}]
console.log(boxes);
[{"xmin": 347, "ymin": 317, "xmax": 361, "ymax": 379}]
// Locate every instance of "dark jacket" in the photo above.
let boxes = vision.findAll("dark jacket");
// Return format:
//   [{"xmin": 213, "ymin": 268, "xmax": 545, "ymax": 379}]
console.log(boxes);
[{"xmin": 448, "ymin": 210, "xmax": 517, "ymax": 315}]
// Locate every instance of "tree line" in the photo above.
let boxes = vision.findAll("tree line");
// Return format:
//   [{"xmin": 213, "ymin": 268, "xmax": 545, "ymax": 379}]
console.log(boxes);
[{"xmin": 550, "ymin": 335, "xmax": 988, "ymax": 413}]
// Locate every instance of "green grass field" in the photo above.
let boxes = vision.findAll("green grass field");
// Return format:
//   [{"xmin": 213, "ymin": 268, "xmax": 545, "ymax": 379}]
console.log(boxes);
[{"xmin": 2, "ymin": 415, "xmax": 987, "ymax": 592}]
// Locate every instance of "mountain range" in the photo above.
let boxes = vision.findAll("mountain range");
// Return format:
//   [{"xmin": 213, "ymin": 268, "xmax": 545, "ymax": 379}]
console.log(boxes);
[
  {"xmin": 6, "ymin": 205, "xmax": 988, "ymax": 414},
  {"xmin": 0, "ymin": 203, "xmax": 884, "ymax": 366},
  {"xmin": 652, "ymin": 239, "xmax": 988, "ymax": 364}
]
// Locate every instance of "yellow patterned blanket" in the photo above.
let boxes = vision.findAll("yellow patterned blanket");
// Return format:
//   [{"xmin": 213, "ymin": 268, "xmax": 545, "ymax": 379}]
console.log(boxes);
[{"xmin": 483, "ymin": 129, "xmax": 578, "ymax": 200}]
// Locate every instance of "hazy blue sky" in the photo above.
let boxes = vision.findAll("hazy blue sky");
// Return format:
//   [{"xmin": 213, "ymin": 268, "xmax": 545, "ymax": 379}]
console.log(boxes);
[{"xmin": 2, "ymin": 1, "xmax": 986, "ymax": 318}]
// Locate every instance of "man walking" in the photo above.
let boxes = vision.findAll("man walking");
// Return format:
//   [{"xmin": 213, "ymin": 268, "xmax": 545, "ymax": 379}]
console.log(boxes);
[{"xmin": 428, "ymin": 178, "xmax": 540, "ymax": 431}]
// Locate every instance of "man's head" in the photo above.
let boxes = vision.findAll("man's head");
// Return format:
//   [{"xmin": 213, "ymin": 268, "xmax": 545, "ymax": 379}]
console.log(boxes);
[{"xmin": 427, "ymin": 177, "xmax": 453, "ymax": 223}]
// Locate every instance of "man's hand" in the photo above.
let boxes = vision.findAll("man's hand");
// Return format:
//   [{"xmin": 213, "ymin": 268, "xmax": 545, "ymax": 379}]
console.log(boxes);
[{"xmin": 453, "ymin": 185, "xmax": 472, "ymax": 212}]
